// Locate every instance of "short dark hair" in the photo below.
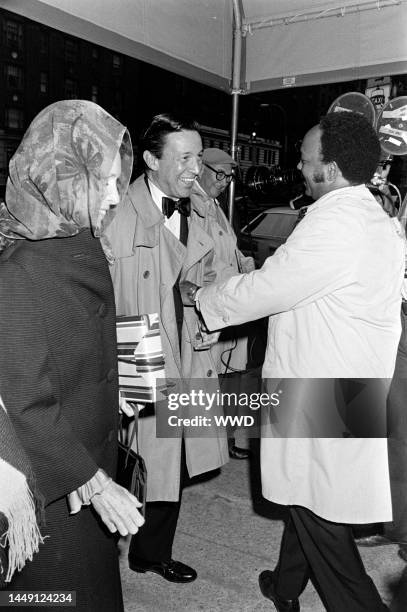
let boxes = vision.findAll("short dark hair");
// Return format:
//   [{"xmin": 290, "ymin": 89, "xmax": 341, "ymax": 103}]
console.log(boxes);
[
  {"xmin": 319, "ymin": 112, "xmax": 380, "ymax": 184},
  {"xmin": 141, "ymin": 113, "xmax": 200, "ymax": 159}
]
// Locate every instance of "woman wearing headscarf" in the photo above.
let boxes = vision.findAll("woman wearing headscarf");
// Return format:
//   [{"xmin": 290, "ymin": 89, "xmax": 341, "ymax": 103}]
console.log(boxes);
[{"xmin": 0, "ymin": 100, "xmax": 144, "ymax": 611}]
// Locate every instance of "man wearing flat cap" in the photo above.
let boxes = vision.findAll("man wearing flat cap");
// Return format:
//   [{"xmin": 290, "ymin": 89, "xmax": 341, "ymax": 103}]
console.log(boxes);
[{"xmin": 191, "ymin": 148, "xmax": 255, "ymax": 459}]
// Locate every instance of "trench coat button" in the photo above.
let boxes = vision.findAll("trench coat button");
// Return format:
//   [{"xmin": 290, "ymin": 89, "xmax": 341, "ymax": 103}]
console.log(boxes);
[
  {"xmin": 222, "ymin": 315, "xmax": 229, "ymax": 323},
  {"xmin": 97, "ymin": 303, "xmax": 107, "ymax": 317},
  {"xmin": 219, "ymin": 230, "xmax": 223, "ymax": 236},
  {"xmin": 195, "ymin": 332, "xmax": 201, "ymax": 340},
  {"xmin": 206, "ymin": 369, "xmax": 213, "ymax": 377},
  {"xmin": 106, "ymin": 368, "xmax": 117, "ymax": 382},
  {"xmin": 143, "ymin": 270, "xmax": 150, "ymax": 279}
]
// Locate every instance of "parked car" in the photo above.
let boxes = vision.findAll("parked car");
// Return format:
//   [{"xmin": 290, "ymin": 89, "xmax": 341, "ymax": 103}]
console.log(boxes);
[{"xmin": 239, "ymin": 205, "xmax": 300, "ymax": 267}]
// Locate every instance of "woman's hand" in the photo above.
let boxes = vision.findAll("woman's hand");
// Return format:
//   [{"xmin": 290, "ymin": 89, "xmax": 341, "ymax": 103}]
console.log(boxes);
[{"xmin": 91, "ymin": 480, "xmax": 145, "ymax": 536}]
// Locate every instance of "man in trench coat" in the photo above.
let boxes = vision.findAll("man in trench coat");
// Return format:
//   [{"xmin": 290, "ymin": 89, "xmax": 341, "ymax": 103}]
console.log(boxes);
[
  {"xmin": 106, "ymin": 113, "xmax": 228, "ymax": 584},
  {"xmin": 191, "ymin": 147, "xmax": 255, "ymax": 459},
  {"xmin": 191, "ymin": 112, "xmax": 404, "ymax": 611}
]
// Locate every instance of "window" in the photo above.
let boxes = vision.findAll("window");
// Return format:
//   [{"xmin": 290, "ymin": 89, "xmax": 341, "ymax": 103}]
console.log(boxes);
[
  {"xmin": 6, "ymin": 108, "xmax": 24, "ymax": 129},
  {"xmin": 113, "ymin": 90, "xmax": 122, "ymax": 110},
  {"xmin": 64, "ymin": 39, "xmax": 78, "ymax": 63},
  {"xmin": 4, "ymin": 20, "xmax": 23, "ymax": 48},
  {"xmin": 40, "ymin": 72, "xmax": 48, "ymax": 94},
  {"xmin": 91, "ymin": 85, "xmax": 98, "ymax": 103},
  {"xmin": 0, "ymin": 142, "xmax": 7, "ymax": 185},
  {"xmin": 112, "ymin": 54, "xmax": 122, "ymax": 71},
  {"xmin": 6, "ymin": 144, "xmax": 17, "ymax": 164},
  {"xmin": 64, "ymin": 79, "xmax": 78, "ymax": 99},
  {"xmin": 6, "ymin": 65, "xmax": 23, "ymax": 89},
  {"xmin": 40, "ymin": 31, "xmax": 48, "ymax": 55}
]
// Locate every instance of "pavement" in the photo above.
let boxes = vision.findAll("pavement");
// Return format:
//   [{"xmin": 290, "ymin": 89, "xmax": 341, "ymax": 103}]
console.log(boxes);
[{"xmin": 119, "ymin": 434, "xmax": 407, "ymax": 612}]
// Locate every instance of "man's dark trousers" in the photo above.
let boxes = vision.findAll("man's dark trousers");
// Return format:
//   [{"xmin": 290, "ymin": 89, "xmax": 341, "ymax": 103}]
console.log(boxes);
[
  {"xmin": 273, "ymin": 506, "xmax": 387, "ymax": 611},
  {"xmin": 129, "ymin": 212, "xmax": 189, "ymax": 564}
]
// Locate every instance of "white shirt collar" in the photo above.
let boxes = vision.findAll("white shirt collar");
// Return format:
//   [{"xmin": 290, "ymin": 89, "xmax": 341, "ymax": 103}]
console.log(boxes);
[{"xmin": 146, "ymin": 178, "xmax": 181, "ymax": 238}]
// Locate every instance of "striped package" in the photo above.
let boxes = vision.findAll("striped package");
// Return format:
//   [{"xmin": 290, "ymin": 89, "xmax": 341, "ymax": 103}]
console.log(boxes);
[{"xmin": 117, "ymin": 314, "xmax": 166, "ymax": 404}]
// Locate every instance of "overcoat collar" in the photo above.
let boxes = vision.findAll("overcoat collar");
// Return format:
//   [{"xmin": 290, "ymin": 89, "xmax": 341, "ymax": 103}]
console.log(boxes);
[{"xmin": 124, "ymin": 175, "xmax": 213, "ymax": 269}]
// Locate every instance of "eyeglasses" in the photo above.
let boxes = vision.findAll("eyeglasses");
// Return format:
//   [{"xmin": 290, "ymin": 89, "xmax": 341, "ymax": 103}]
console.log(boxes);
[{"xmin": 204, "ymin": 163, "xmax": 235, "ymax": 183}]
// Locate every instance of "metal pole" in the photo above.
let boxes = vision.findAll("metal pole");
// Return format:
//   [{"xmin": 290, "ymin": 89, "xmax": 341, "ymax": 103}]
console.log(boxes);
[
  {"xmin": 228, "ymin": 0, "xmax": 243, "ymax": 222},
  {"xmin": 228, "ymin": 92, "xmax": 239, "ymax": 222}
]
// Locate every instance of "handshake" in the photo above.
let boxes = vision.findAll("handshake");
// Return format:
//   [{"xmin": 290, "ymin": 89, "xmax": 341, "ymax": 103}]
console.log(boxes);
[
  {"xmin": 179, "ymin": 281, "xmax": 220, "ymax": 350},
  {"xmin": 179, "ymin": 280, "xmax": 201, "ymax": 306}
]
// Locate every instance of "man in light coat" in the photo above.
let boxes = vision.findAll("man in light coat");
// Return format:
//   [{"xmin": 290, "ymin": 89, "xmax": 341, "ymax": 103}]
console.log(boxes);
[
  {"xmin": 191, "ymin": 147, "xmax": 255, "ymax": 459},
  {"xmin": 106, "ymin": 114, "xmax": 228, "ymax": 584},
  {"xmin": 189, "ymin": 112, "xmax": 404, "ymax": 610}
]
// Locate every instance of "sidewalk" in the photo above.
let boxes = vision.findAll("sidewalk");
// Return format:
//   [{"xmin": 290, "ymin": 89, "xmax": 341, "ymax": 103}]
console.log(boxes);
[{"xmin": 119, "ymin": 437, "xmax": 406, "ymax": 612}]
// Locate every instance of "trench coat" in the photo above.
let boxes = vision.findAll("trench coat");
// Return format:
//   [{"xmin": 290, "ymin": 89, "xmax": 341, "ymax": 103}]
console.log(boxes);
[
  {"xmin": 191, "ymin": 180, "xmax": 254, "ymax": 374},
  {"xmin": 106, "ymin": 175, "xmax": 228, "ymax": 502},
  {"xmin": 198, "ymin": 185, "xmax": 405, "ymax": 524},
  {"xmin": 0, "ymin": 231, "xmax": 123, "ymax": 611}
]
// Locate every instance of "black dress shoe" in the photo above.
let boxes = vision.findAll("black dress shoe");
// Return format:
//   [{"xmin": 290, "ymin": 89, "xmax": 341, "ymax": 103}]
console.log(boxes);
[
  {"xmin": 228, "ymin": 445, "xmax": 250, "ymax": 460},
  {"xmin": 259, "ymin": 570, "xmax": 300, "ymax": 611},
  {"xmin": 355, "ymin": 534, "xmax": 396, "ymax": 547},
  {"xmin": 128, "ymin": 557, "xmax": 197, "ymax": 583}
]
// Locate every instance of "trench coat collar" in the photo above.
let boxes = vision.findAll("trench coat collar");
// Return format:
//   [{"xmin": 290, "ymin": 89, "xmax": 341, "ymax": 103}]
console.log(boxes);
[
  {"xmin": 131, "ymin": 175, "xmax": 206, "ymax": 227},
  {"xmin": 124, "ymin": 175, "xmax": 164, "ymax": 249},
  {"xmin": 190, "ymin": 180, "xmax": 210, "ymax": 218},
  {"xmin": 191, "ymin": 179, "xmax": 225, "ymax": 223},
  {"xmin": 123, "ymin": 175, "xmax": 213, "ymax": 266}
]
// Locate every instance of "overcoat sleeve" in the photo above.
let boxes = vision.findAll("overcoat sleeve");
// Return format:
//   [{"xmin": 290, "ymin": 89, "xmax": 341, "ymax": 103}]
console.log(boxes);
[
  {"xmin": 198, "ymin": 202, "xmax": 362, "ymax": 330},
  {"xmin": 0, "ymin": 260, "xmax": 99, "ymax": 505}
]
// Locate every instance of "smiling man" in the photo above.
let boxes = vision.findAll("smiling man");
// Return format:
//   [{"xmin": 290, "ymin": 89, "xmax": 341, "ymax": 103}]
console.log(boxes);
[
  {"xmin": 106, "ymin": 113, "xmax": 228, "ymax": 585},
  {"xmin": 191, "ymin": 112, "xmax": 405, "ymax": 611}
]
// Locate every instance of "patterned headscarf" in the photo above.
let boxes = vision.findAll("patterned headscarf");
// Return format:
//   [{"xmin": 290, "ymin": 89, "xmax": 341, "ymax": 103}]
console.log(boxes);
[{"xmin": 0, "ymin": 100, "xmax": 133, "ymax": 261}]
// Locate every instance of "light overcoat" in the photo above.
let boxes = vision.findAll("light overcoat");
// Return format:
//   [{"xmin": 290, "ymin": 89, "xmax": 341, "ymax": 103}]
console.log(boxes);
[
  {"xmin": 106, "ymin": 175, "xmax": 228, "ymax": 501},
  {"xmin": 191, "ymin": 180, "xmax": 254, "ymax": 373},
  {"xmin": 198, "ymin": 185, "xmax": 406, "ymax": 524}
]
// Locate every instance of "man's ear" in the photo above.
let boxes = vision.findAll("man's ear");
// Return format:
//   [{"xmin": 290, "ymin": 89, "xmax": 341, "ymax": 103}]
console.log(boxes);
[
  {"xmin": 326, "ymin": 160, "xmax": 339, "ymax": 183},
  {"xmin": 143, "ymin": 150, "xmax": 159, "ymax": 171}
]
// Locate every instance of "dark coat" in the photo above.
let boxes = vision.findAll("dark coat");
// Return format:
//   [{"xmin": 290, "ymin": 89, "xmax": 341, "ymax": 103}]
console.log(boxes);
[{"xmin": 0, "ymin": 230, "xmax": 123, "ymax": 611}]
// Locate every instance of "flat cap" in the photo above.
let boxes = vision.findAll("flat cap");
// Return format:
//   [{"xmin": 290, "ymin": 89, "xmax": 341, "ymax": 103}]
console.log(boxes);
[{"xmin": 202, "ymin": 148, "xmax": 237, "ymax": 166}]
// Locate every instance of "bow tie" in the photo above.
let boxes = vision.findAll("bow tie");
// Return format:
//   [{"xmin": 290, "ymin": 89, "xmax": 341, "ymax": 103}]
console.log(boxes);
[{"xmin": 162, "ymin": 197, "xmax": 191, "ymax": 219}]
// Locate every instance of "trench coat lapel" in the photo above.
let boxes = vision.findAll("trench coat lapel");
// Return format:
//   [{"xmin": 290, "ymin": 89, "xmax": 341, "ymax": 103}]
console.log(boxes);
[
  {"xmin": 123, "ymin": 178, "xmax": 214, "ymax": 371},
  {"xmin": 183, "ymin": 211, "xmax": 214, "ymax": 276},
  {"xmin": 158, "ymin": 230, "xmax": 185, "ymax": 372}
]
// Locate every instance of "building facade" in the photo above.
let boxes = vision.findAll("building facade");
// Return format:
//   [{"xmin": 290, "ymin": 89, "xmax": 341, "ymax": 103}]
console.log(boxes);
[
  {"xmin": 0, "ymin": 8, "xmax": 144, "ymax": 196},
  {"xmin": 0, "ymin": 8, "xmax": 284, "ymax": 198}
]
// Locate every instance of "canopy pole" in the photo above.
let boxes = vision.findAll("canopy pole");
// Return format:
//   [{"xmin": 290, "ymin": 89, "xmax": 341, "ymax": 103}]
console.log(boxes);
[{"xmin": 228, "ymin": 0, "xmax": 243, "ymax": 223}]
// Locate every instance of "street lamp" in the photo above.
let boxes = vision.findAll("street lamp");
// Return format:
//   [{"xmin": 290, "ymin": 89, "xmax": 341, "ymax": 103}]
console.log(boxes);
[{"xmin": 260, "ymin": 102, "xmax": 288, "ymax": 166}]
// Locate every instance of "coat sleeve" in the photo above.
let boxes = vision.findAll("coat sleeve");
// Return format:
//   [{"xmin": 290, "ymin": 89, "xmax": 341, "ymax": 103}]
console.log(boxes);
[
  {"xmin": 0, "ymin": 260, "xmax": 99, "ymax": 505},
  {"xmin": 198, "ymin": 203, "xmax": 360, "ymax": 330}
]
